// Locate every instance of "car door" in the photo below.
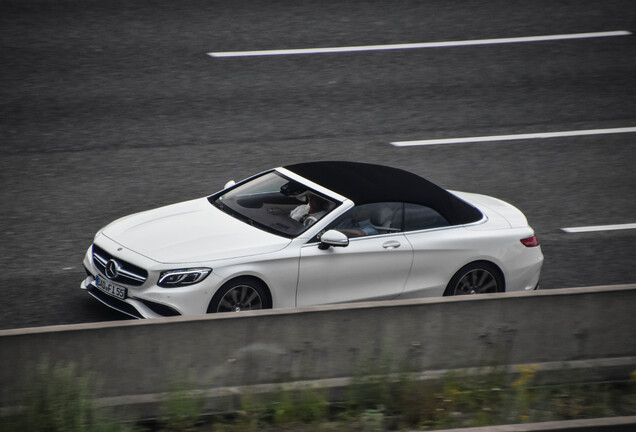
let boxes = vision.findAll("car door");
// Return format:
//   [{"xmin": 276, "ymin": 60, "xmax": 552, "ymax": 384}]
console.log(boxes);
[
  {"xmin": 296, "ymin": 202, "xmax": 413, "ymax": 306},
  {"xmin": 400, "ymin": 203, "xmax": 471, "ymax": 297}
]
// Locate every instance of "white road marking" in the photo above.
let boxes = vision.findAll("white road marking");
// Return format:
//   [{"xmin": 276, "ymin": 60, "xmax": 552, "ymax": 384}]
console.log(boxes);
[
  {"xmin": 562, "ymin": 223, "xmax": 636, "ymax": 233},
  {"xmin": 208, "ymin": 30, "xmax": 631, "ymax": 58},
  {"xmin": 390, "ymin": 126, "xmax": 636, "ymax": 147}
]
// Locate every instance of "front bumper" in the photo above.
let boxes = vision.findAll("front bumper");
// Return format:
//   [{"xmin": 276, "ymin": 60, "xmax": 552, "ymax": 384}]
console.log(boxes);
[
  {"xmin": 81, "ymin": 273, "xmax": 180, "ymax": 319},
  {"xmin": 81, "ymin": 238, "xmax": 223, "ymax": 318}
]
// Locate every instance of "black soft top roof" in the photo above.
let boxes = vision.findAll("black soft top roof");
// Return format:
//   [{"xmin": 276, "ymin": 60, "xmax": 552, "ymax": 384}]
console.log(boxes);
[{"xmin": 285, "ymin": 161, "xmax": 482, "ymax": 225}]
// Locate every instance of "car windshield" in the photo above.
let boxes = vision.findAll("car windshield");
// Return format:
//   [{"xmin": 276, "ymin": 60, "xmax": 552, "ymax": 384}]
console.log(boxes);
[{"xmin": 209, "ymin": 171, "xmax": 339, "ymax": 238}]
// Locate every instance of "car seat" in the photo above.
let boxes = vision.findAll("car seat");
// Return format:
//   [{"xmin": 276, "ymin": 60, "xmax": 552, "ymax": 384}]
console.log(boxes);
[{"xmin": 370, "ymin": 206, "xmax": 395, "ymax": 232}]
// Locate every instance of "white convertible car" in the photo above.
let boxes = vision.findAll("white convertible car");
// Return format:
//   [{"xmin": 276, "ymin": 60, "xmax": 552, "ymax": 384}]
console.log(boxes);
[{"xmin": 81, "ymin": 161, "xmax": 543, "ymax": 318}]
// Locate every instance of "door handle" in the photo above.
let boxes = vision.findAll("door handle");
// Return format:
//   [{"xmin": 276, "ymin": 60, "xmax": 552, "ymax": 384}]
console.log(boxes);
[{"xmin": 382, "ymin": 240, "xmax": 401, "ymax": 250}]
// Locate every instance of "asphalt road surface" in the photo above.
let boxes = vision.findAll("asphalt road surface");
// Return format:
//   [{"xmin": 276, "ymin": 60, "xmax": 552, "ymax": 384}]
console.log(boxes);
[{"xmin": 1, "ymin": 0, "xmax": 635, "ymax": 329}]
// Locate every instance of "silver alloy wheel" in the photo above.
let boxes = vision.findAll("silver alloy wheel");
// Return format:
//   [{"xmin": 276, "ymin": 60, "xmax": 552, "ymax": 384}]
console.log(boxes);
[
  {"xmin": 216, "ymin": 284, "xmax": 263, "ymax": 312},
  {"xmin": 453, "ymin": 269, "xmax": 498, "ymax": 295}
]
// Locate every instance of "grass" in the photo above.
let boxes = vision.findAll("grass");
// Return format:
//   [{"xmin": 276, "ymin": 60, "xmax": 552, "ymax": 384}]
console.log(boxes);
[
  {"xmin": 2, "ymin": 361, "xmax": 636, "ymax": 431},
  {"xmin": 159, "ymin": 382, "xmax": 205, "ymax": 432},
  {"xmin": 3, "ymin": 360, "xmax": 133, "ymax": 432},
  {"xmin": 208, "ymin": 365, "xmax": 636, "ymax": 431}
]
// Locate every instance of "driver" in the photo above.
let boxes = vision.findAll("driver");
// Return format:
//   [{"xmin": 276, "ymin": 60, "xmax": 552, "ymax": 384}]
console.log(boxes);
[{"xmin": 290, "ymin": 193, "xmax": 329, "ymax": 226}]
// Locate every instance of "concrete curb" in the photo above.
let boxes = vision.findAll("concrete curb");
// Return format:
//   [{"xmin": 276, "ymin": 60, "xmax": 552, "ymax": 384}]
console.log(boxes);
[{"xmin": 426, "ymin": 415, "xmax": 636, "ymax": 431}]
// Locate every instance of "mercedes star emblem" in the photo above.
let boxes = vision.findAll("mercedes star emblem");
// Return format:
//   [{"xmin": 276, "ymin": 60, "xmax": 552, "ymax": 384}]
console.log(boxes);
[{"xmin": 105, "ymin": 259, "xmax": 120, "ymax": 280}]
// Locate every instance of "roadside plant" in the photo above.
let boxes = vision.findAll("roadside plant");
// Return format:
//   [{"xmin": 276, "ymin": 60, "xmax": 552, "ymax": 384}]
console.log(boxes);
[
  {"xmin": 272, "ymin": 386, "xmax": 328, "ymax": 427},
  {"xmin": 359, "ymin": 409, "xmax": 384, "ymax": 432},
  {"xmin": 159, "ymin": 382, "xmax": 205, "ymax": 432},
  {"xmin": 511, "ymin": 364, "xmax": 538, "ymax": 422},
  {"xmin": 8, "ymin": 360, "xmax": 133, "ymax": 432}
]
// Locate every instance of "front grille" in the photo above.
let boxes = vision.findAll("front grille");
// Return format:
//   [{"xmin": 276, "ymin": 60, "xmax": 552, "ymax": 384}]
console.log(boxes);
[{"xmin": 92, "ymin": 244, "xmax": 148, "ymax": 286}]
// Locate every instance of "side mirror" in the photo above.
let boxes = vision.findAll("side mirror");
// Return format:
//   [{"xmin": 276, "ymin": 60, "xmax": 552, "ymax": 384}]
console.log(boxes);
[
  {"xmin": 318, "ymin": 230, "xmax": 349, "ymax": 250},
  {"xmin": 224, "ymin": 180, "xmax": 236, "ymax": 189}
]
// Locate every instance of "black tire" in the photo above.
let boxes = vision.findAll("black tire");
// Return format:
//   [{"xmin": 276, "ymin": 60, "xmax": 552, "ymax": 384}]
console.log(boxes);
[
  {"xmin": 444, "ymin": 262, "xmax": 504, "ymax": 296},
  {"xmin": 207, "ymin": 277, "xmax": 272, "ymax": 313}
]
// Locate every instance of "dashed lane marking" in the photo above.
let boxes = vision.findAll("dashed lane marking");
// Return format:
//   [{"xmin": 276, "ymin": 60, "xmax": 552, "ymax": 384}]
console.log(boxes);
[
  {"xmin": 208, "ymin": 31, "xmax": 631, "ymax": 58},
  {"xmin": 562, "ymin": 223, "xmax": 636, "ymax": 233},
  {"xmin": 390, "ymin": 126, "xmax": 636, "ymax": 147}
]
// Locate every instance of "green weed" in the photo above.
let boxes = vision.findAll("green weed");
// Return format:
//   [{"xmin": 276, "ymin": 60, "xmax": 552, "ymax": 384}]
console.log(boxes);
[
  {"xmin": 159, "ymin": 383, "xmax": 204, "ymax": 432},
  {"xmin": 5, "ymin": 360, "xmax": 133, "ymax": 432},
  {"xmin": 5, "ymin": 361, "xmax": 636, "ymax": 431}
]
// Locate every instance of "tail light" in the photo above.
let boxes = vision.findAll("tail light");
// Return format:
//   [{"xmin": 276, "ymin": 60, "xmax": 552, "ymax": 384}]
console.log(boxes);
[{"xmin": 521, "ymin": 235, "xmax": 539, "ymax": 247}]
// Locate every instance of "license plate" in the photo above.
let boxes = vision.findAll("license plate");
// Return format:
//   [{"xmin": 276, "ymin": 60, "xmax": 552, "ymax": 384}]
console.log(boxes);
[{"xmin": 95, "ymin": 275, "xmax": 127, "ymax": 300}]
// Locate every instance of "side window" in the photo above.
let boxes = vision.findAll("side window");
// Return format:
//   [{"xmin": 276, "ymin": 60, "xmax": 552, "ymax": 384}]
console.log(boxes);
[
  {"xmin": 325, "ymin": 202, "xmax": 403, "ymax": 238},
  {"xmin": 404, "ymin": 203, "xmax": 449, "ymax": 231}
]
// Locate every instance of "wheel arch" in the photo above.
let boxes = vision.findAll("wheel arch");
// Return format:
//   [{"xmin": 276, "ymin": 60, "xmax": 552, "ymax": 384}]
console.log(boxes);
[
  {"xmin": 444, "ymin": 259, "xmax": 506, "ymax": 295},
  {"xmin": 207, "ymin": 275, "xmax": 273, "ymax": 313}
]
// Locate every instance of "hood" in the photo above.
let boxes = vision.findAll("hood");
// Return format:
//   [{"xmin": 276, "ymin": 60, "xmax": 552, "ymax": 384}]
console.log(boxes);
[{"xmin": 102, "ymin": 198, "xmax": 291, "ymax": 263}]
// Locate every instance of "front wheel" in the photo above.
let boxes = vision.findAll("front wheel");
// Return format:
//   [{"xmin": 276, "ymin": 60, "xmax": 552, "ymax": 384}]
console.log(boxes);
[
  {"xmin": 207, "ymin": 277, "xmax": 271, "ymax": 313},
  {"xmin": 444, "ymin": 262, "xmax": 504, "ymax": 296}
]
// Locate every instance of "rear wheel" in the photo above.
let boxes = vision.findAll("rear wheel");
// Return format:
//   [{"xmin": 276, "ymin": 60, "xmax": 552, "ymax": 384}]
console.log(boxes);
[
  {"xmin": 207, "ymin": 277, "xmax": 271, "ymax": 313},
  {"xmin": 444, "ymin": 262, "xmax": 504, "ymax": 296}
]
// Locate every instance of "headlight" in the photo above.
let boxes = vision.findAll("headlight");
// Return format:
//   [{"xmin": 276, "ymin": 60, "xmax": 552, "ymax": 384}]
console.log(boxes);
[{"xmin": 158, "ymin": 268, "xmax": 212, "ymax": 288}]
